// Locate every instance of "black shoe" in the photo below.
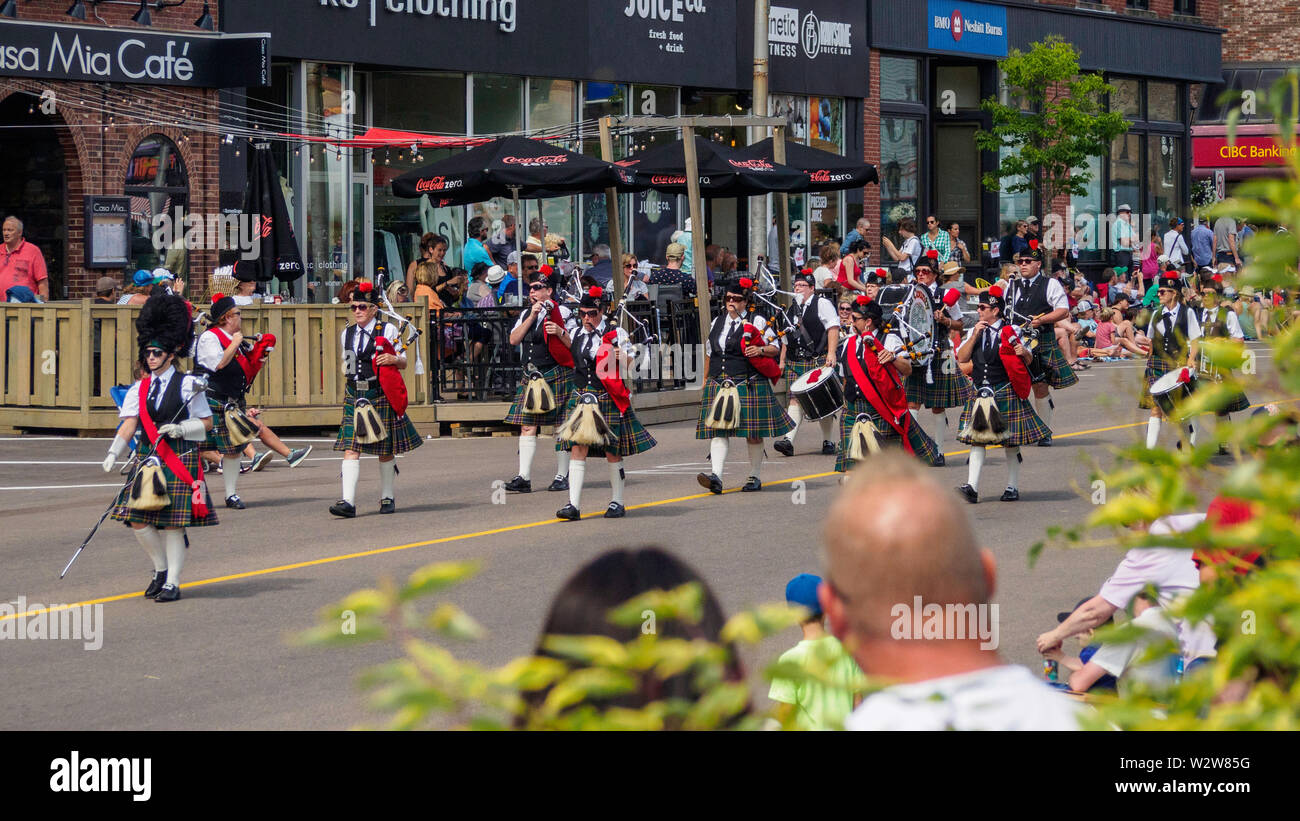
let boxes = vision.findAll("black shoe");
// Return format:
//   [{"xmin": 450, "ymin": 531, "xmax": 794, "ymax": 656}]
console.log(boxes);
[
  {"xmin": 1218, "ymin": 444, "xmax": 1230, "ymax": 456},
  {"xmin": 1000, "ymin": 487, "xmax": 1020, "ymax": 502},
  {"xmin": 155, "ymin": 583, "xmax": 181, "ymax": 602},
  {"xmin": 821, "ymin": 440, "xmax": 837, "ymax": 456},
  {"xmin": 225, "ymin": 495, "xmax": 246, "ymax": 510},
  {"xmin": 932, "ymin": 454, "xmax": 946, "ymax": 467},
  {"xmin": 547, "ymin": 476, "xmax": 569, "ymax": 492},
  {"xmin": 144, "ymin": 571, "xmax": 167, "ymax": 599},
  {"xmin": 1037, "ymin": 436, "xmax": 1053, "ymax": 447},
  {"xmin": 379, "ymin": 498, "xmax": 395, "ymax": 514},
  {"xmin": 238, "ymin": 461, "xmax": 254, "ymax": 474},
  {"xmin": 504, "ymin": 475, "xmax": 532, "ymax": 493},
  {"xmin": 774, "ymin": 438, "xmax": 794, "ymax": 457},
  {"xmin": 956, "ymin": 483, "xmax": 978, "ymax": 504},
  {"xmin": 697, "ymin": 472, "xmax": 723, "ymax": 495},
  {"xmin": 556, "ymin": 503, "xmax": 580, "ymax": 521},
  {"xmin": 741, "ymin": 477, "xmax": 762, "ymax": 492},
  {"xmin": 604, "ymin": 502, "xmax": 626, "ymax": 519},
  {"xmin": 329, "ymin": 500, "xmax": 357, "ymax": 518}
]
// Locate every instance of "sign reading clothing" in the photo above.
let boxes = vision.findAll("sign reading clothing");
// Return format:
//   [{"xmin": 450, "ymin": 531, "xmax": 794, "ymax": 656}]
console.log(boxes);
[{"xmin": 926, "ymin": 0, "xmax": 1006, "ymax": 58}]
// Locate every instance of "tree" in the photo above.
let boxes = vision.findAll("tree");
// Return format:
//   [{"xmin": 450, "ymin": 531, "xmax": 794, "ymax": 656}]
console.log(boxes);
[{"xmin": 975, "ymin": 36, "xmax": 1129, "ymax": 219}]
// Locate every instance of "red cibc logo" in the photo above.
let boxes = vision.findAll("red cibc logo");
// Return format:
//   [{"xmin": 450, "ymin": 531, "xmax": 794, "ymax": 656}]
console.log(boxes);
[{"xmin": 951, "ymin": 10, "xmax": 963, "ymax": 41}]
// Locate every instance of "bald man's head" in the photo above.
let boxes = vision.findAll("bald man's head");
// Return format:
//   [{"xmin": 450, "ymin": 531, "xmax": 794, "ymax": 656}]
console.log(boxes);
[{"xmin": 823, "ymin": 454, "xmax": 991, "ymax": 641}]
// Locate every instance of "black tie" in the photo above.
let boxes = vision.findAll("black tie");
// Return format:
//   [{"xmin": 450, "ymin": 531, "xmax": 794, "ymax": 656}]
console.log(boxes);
[{"xmin": 148, "ymin": 376, "xmax": 162, "ymax": 409}]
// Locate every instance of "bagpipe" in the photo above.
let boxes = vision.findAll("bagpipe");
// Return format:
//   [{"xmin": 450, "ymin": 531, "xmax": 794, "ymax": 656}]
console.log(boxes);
[{"xmin": 204, "ymin": 327, "xmax": 277, "ymax": 447}]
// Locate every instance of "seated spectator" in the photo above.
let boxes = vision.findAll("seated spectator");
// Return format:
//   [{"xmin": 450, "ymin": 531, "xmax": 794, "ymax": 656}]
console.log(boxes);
[
  {"xmin": 119, "ymin": 269, "xmax": 155, "ymax": 306},
  {"xmin": 437, "ymin": 266, "xmax": 469, "ymax": 306},
  {"xmin": 1042, "ymin": 598, "xmax": 1119, "ymax": 693},
  {"xmin": 1089, "ymin": 308, "xmax": 1135, "ymax": 359},
  {"xmin": 386, "ymin": 279, "xmax": 410, "ymax": 305},
  {"xmin": 466, "ymin": 262, "xmax": 494, "ymax": 305},
  {"xmin": 647, "ymin": 243, "xmax": 696, "ymax": 298},
  {"xmin": 232, "ymin": 276, "xmax": 262, "ymax": 307},
  {"xmin": 1088, "ymin": 592, "xmax": 1181, "ymax": 695},
  {"xmin": 768, "ymin": 573, "xmax": 865, "ymax": 730},
  {"xmin": 586, "ymin": 244, "xmax": 613, "ymax": 288},
  {"xmin": 478, "ymin": 265, "xmax": 504, "ymax": 307},
  {"xmin": 412, "ymin": 261, "xmax": 445, "ymax": 312},
  {"xmin": 811, "ymin": 243, "xmax": 839, "ymax": 290},
  {"xmin": 94, "ymin": 276, "xmax": 121, "ymax": 304}
]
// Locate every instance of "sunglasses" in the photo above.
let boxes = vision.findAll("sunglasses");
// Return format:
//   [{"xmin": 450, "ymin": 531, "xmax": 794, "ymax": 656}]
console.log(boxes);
[
  {"xmin": 725, "ymin": 295, "xmax": 746, "ymax": 302},
  {"xmin": 528, "ymin": 283, "xmax": 547, "ymax": 291},
  {"xmin": 1016, "ymin": 259, "xmax": 1035, "ymax": 264},
  {"xmin": 1158, "ymin": 288, "xmax": 1176, "ymax": 295},
  {"xmin": 976, "ymin": 304, "xmax": 996, "ymax": 310},
  {"xmin": 350, "ymin": 303, "xmax": 371, "ymax": 311},
  {"xmin": 578, "ymin": 309, "xmax": 600, "ymax": 317},
  {"xmin": 144, "ymin": 348, "xmax": 167, "ymax": 358},
  {"xmin": 624, "ymin": 263, "xmax": 636, "ymax": 268}
]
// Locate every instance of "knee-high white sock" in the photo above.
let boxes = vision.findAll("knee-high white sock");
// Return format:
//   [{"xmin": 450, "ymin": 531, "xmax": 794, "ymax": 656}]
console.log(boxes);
[
  {"xmin": 931, "ymin": 411, "xmax": 947, "ymax": 453},
  {"xmin": 1034, "ymin": 394, "xmax": 1054, "ymax": 430},
  {"xmin": 163, "ymin": 529, "xmax": 186, "ymax": 587},
  {"xmin": 379, "ymin": 459, "xmax": 396, "ymax": 500},
  {"xmin": 341, "ymin": 459, "xmax": 360, "ymax": 504},
  {"xmin": 747, "ymin": 440, "xmax": 764, "ymax": 479},
  {"xmin": 1188, "ymin": 419, "xmax": 1199, "ymax": 447},
  {"xmin": 909, "ymin": 408, "xmax": 922, "ymax": 425},
  {"xmin": 1146, "ymin": 417, "xmax": 1161, "ymax": 449},
  {"xmin": 967, "ymin": 446, "xmax": 986, "ymax": 491},
  {"xmin": 133, "ymin": 526, "xmax": 167, "ymax": 572},
  {"xmin": 1006, "ymin": 446, "xmax": 1021, "ymax": 490},
  {"xmin": 555, "ymin": 448, "xmax": 570, "ymax": 480},
  {"xmin": 568, "ymin": 460, "xmax": 585, "ymax": 509},
  {"xmin": 710, "ymin": 437, "xmax": 728, "ymax": 477},
  {"xmin": 609, "ymin": 460, "xmax": 625, "ymax": 504},
  {"xmin": 818, "ymin": 415, "xmax": 835, "ymax": 443},
  {"xmin": 518, "ymin": 434, "xmax": 537, "ymax": 480},
  {"xmin": 785, "ymin": 404, "xmax": 804, "ymax": 441},
  {"xmin": 222, "ymin": 456, "xmax": 239, "ymax": 499}
]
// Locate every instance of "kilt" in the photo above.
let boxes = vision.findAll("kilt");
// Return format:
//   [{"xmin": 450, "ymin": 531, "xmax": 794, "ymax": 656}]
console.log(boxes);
[
  {"xmin": 1199, "ymin": 365, "xmax": 1251, "ymax": 414},
  {"xmin": 558, "ymin": 389, "xmax": 657, "ymax": 458},
  {"xmin": 905, "ymin": 349, "xmax": 975, "ymax": 409},
  {"xmin": 1139, "ymin": 357, "xmax": 1174, "ymax": 410},
  {"xmin": 782, "ymin": 356, "xmax": 821, "ymax": 395},
  {"xmin": 504, "ymin": 365, "xmax": 575, "ymax": 427},
  {"xmin": 110, "ymin": 446, "xmax": 219, "ymax": 529},
  {"xmin": 203, "ymin": 395, "xmax": 253, "ymax": 456},
  {"xmin": 956, "ymin": 382, "xmax": 1051, "ymax": 447},
  {"xmin": 835, "ymin": 398, "xmax": 941, "ymax": 473},
  {"xmin": 695, "ymin": 375, "xmax": 794, "ymax": 440},
  {"xmin": 334, "ymin": 382, "xmax": 423, "ymax": 456},
  {"xmin": 1033, "ymin": 333, "xmax": 1078, "ymax": 390}
]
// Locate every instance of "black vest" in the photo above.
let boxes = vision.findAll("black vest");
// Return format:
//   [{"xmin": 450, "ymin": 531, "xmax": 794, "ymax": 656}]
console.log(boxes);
[
  {"xmin": 843, "ymin": 332, "xmax": 888, "ymax": 403},
  {"xmin": 970, "ymin": 323, "xmax": 1010, "ymax": 388},
  {"xmin": 195, "ymin": 329, "xmax": 247, "ymax": 403},
  {"xmin": 785, "ymin": 295, "xmax": 828, "ymax": 359},
  {"xmin": 519, "ymin": 311, "xmax": 558, "ymax": 370},
  {"xmin": 1010, "ymin": 275, "xmax": 1054, "ymax": 326},
  {"xmin": 569, "ymin": 326, "xmax": 603, "ymax": 392},
  {"xmin": 1201, "ymin": 305, "xmax": 1230, "ymax": 339},
  {"xmin": 144, "ymin": 372, "xmax": 197, "ymax": 452},
  {"xmin": 344, "ymin": 320, "xmax": 387, "ymax": 384},
  {"xmin": 708, "ymin": 312, "xmax": 759, "ymax": 380},
  {"xmin": 921, "ymin": 283, "xmax": 952, "ymax": 349},
  {"xmin": 1152, "ymin": 306, "xmax": 1192, "ymax": 367}
]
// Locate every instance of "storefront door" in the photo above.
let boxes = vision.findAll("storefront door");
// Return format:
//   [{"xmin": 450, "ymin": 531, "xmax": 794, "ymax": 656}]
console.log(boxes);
[
  {"xmin": 0, "ymin": 95, "xmax": 66, "ymax": 298},
  {"xmin": 934, "ymin": 122, "xmax": 981, "ymax": 263}
]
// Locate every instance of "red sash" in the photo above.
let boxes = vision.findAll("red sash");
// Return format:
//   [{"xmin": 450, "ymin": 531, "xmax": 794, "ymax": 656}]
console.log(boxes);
[
  {"xmin": 596, "ymin": 330, "xmax": 632, "ymax": 414},
  {"xmin": 137, "ymin": 376, "xmax": 209, "ymax": 518},
  {"xmin": 998, "ymin": 325, "xmax": 1032, "ymax": 400},
  {"xmin": 742, "ymin": 322, "xmax": 782, "ymax": 383},
  {"xmin": 373, "ymin": 335, "xmax": 409, "ymax": 417},
  {"xmin": 844, "ymin": 334, "xmax": 914, "ymax": 452},
  {"xmin": 210, "ymin": 328, "xmax": 274, "ymax": 384},
  {"xmin": 544, "ymin": 305, "xmax": 575, "ymax": 368}
]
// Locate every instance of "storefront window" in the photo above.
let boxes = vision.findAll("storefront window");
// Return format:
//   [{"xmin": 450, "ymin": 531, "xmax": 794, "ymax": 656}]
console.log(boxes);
[
  {"xmin": 582, "ymin": 83, "xmax": 628, "ymax": 256},
  {"xmin": 374, "ymin": 71, "xmax": 466, "ymax": 134},
  {"xmin": 1109, "ymin": 134, "xmax": 1141, "ymax": 249},
  {"xmin": 472, "ymin": 74, "xmax": 523, "ymax": 136},
  {"xmin": 125, "ymin": 134, "xmax": 188, "ymax": 277},
  {"xmin": 1070, "ymin": 156, "xmax": 1103, "ymax": 256},
  {"xmin": 770, "ymin": 94, "xmax": 807, "ymax": 143},
  {"xmin": 880, "ymin": 118, "xmax": 919, "ymax": 242},
  {"xmin": 304, "ymin": 62, "xmax": 353, "ymax": 303},
  {"xmin": 631, "ymin": 85, "xmax": 678, "ymax": 118},
  {"xmin": 1148, "ymin": 134, "xmax": 1182, "ymax": 231},
  {"xmin": 528, "ymin": 78, "xmax": 577, "ymax": 133},
  {"xmin": 1147, "ymin": 81, "xmax": 1180, "ymax": 123},
  {"xmin": 936, "ymin": 66, "xmax": 980, "ymax": 111},
  {"xmin": 808, "ymin": 97, "xmax": 843, "ymax": 251},
  {"xmin": 881, "ymin": 57, "xmax": 920, "ymax": 102},
  {"xmin": 1110, "ymin": 77, "xmax": 1141, "ymax": 119},
  {"xmin": 996, "ymin": 146, "xmax": 1030, "ymax": 242}
]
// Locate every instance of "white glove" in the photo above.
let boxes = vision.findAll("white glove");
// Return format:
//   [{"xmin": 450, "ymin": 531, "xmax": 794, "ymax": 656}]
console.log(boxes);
[
  {"xmin": 103, "ymin": 437, "xmax": 128, "ymax": 472},
  {"xmin": 159, "ymin": 418, "xmax": 208, "ymax": 442}
]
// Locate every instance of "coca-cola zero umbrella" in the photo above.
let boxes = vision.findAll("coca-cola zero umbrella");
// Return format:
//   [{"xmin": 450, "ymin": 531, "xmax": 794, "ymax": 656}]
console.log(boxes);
[
  {"xmin": 614, "ymin": 135, "xmax": 806, "ymax": 197},
  {"xmin": 234, "ymin": 144, "xmax": 304, "ymax": 284},
  {"xmin": 730, "ymin": 137, "xmax": 879, "ymax": 192}
]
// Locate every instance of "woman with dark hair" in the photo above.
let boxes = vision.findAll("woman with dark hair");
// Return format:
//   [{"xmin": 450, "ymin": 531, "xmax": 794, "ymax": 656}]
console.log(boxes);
[
  {"xmin": 405, "ymin": 232, "xmax": 448, "ymax": 294},
  {"xmin": 518, "ymin": 547, "xmax": 746, "ymax": 728}
]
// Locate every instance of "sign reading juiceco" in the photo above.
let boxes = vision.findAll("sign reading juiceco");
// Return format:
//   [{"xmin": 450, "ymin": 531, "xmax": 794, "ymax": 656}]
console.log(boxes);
[{"xmin": 926, "ymin": 0, "xmax": 1007, "ymax": 58}]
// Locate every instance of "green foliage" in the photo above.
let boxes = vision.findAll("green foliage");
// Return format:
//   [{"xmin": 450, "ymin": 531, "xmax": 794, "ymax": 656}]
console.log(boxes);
[{"xmin": 975, "ymin": 35, "xmax": 1129, "ymax": 204}]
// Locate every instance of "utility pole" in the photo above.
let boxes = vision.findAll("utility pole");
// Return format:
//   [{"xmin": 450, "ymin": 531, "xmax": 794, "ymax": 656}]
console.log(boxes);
[{"xmin": 749, "ymin": 0, "xmax": 770, "ymax": 279}]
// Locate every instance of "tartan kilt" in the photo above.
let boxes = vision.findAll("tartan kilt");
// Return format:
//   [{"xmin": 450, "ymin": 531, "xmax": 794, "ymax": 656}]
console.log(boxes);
[
  {"xmin": 203, "ymin": 395, "xmax": 253, "ymax": 456},
  {"xmin": 1139, "ymin": 357, "xmax": 1174, "ymax": 410},
  {"xmin": 1221, "ymin": 389, "xmax": 1252, "ymax": 414},
  {"xmin": 558, "ymin": 389, "xmax": 657, "ymax": 458},
  {"xmin": 835, "ymin": 399, "xmax": 941, "ymax": 472},
  {"xmin": 956, "ymin": 382, "xmax": 1051, "ymax": 447},
  {"xmin": 695, "ymin": 376, "xmax": 795, "ymax": 440},
  {"xmin": 782, "ymin": 356, "xmax": 821, "ymax": 395},
  {"xmin": 334, "ymin": 383, "xmax": 423, "ymax": 456},
  {"xmin": 110, "ymin": 446, "xmax": 219, "ymax": 529},
  {"xmin": 504, "ymin": 365, "xmax": 575, "ymax": 427},
  {"xmin": 913, "ymin": 349, "xmax": 975, "ymax": 409},
  {"xmin": 1034, "ymin": 333, "xmax": 1078, "ymax": 389}
]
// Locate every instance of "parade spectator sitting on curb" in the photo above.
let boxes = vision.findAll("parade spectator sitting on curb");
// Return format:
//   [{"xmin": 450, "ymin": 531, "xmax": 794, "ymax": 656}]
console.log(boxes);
[
  {"xmin": 768, "ymin": 573, "xmax": 865, "ymax": 730},
  {"xmin": 1042, "ymin": 597, "xmax": 1118, "ymax": 694},
  {"xmin": 1088, "ymin": 591, "xmax": 1181, "ymax": 695}
]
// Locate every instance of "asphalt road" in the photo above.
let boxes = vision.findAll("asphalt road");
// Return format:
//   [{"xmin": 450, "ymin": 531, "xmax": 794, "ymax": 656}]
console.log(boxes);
[{"xmin": 0, "ymin": 345, "xmax": 1280, "ymax": 730}]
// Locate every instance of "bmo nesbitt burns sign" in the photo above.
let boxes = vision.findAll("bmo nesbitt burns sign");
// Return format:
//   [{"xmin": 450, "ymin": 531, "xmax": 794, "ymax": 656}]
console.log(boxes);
[{"xmin": 926, "ymin": 0, "xmax": 1007, "ymax": 58}]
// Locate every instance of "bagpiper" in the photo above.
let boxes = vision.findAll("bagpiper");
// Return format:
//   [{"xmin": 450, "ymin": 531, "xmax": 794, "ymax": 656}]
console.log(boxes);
[
  {"xmin": 101, "ymin": 293, "xmax": 218, "ymax": 602},
  {"xmin": 954, "ymin": 285, "xmax": 1051, "ymax": 503},
  {"xmin": 774, "ymin": 270, "xmax": 840, "ymax": 457},
  {"xmin": 904, "ymin": 252, "xmax": 974, "ymax": 466},
  {"xmin": 330, "ymin": 281, "xmax": 422, "ymax": 518},
  {"xmin": 1004, "ymin": 241, "xmax": 1076, "ymax": 446},
  {"xmin": 1197, "ymin": 271, "xmax": 1250, "ymax": 450},
  {"xmin": 695, "ymin": 275, "xmax": 793, "ymax": 494},
  {"xmin": 554, "ymin": 287, "xmax": 657, "ymax": 521},
  {"xmin": 1141, "ymin": 269, "xmax": 1202, "ymax": 450}
]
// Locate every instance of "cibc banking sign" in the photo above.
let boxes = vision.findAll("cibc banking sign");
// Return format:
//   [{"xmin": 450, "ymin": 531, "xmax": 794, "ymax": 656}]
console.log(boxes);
[{"xmin": 926, "ymin": 0, "xmax": 1006, "ymax": 58}]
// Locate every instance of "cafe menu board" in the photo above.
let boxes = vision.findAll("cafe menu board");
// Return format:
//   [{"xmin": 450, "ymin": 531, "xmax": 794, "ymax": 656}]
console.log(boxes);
[{"xmin": 85, "ymin": 197, "xmax": 131, "ymax": 269}]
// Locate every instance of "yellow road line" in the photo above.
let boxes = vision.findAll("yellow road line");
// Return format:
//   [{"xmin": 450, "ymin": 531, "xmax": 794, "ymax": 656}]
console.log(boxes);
[{"xmin": 6, "ymin": 398, "xmax": 1293, "ymax": 622}]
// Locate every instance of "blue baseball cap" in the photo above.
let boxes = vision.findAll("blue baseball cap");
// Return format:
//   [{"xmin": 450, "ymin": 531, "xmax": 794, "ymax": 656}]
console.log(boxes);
[
  {"xmin": 132, "ymin": 269, "xmax": 153, "ymax": 286},
  {"xmin": 785, "ymin": 573, "xmax": 823, "ymax": 617}
]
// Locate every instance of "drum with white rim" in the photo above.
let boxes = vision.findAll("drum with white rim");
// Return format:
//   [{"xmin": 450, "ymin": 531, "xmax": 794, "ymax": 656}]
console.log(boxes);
[
  {"xmin": 1149, "ymin": 367, "xmax": 1199, "ymax": 418},
  {"xmin": 790, "ymin": 366, "xmax": 845, "ymax": 421}
]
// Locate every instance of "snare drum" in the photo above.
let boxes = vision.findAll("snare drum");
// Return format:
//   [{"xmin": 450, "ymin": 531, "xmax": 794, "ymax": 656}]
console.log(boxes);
[
  {"xmin": 790, "ymin": 366, "xmax": 845, "ymax": 421},
  {"xmin": 1149, "ymin": 367, "xmax": 1198, "ymax": 418}
]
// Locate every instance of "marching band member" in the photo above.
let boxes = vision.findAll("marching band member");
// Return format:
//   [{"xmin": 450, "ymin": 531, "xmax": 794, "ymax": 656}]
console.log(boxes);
[
  {"xmin": 1198, "ymin": 273, "xmax": 1250, "ymax": 447},
  {"xmin": 954, "ymin": 285, "xmax": 1050, "ymax": 503},
  {"xmin": 195, "ymin": 293, "xmax": 311, "ymax": 510},
  {"xmin": 835, "ymin": 295, "xmax": 939, "ymax": 473},
  {"xmin": 1141, "ymin": 270, "xmax": 1201, "ymax": 450},
  {"xmin": 502, "ymin": 269, "xmax": 575, "ymax": 494},
  {"xmin": 904, "ymin": 253, "xmax": 973, "ymax": 466},
  {"xmin": 775, "ymin": 271, "xmax": 840, "ymax": 458},
  {"xmin": 1005, "ymin": 242, "xmax": 1076, "ymax": 446},
  {"xmin": 102, "ymin": 293, "xmax": 218, "ymax": 603},
  {"xmin": 554, "ymin": 287, "xmax": 657, "ymax": 521},
  {"xmin": 695, "ymin": 275, "xmax": 793, "ymax": 494},
  {"xmin": 330, "ymin": 281, "xmax": 422, "ymax": 518}
]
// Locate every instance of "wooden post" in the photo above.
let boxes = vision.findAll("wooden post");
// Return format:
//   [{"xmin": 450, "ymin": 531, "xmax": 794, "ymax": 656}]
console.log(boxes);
[
  {"xmin": 681, "ymin": 128, "xmax": 710, "ymax": 344},
  {"xmin": 773, "ymin": 125, "xmax": 792, "ymax": 293},
  {"xmin": 79, "ymin": 299, "xmax": 92, "ymax": 427},
  {"xmin": 598, "ymin": 116, "xmax": 625, "ymax": 301}
]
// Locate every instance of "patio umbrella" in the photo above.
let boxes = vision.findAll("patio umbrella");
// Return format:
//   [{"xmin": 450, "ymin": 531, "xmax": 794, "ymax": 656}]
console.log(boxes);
[
  {"xmin": 233, "ymin": 144, "xmax": 304, "ymax": 284},
  {"xmin": 614, "ymin": 135, "xmax": 806, "ymax": 197},
  {"xmin": 730, "ymin": 137, "xmax": 879, "ymax": 192}
]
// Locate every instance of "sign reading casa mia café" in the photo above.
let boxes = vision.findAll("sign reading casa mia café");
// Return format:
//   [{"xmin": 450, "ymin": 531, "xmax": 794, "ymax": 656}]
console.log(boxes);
[{"xmin": 926, "ymin": 0, "xmax": 1007, "ymax": 58}]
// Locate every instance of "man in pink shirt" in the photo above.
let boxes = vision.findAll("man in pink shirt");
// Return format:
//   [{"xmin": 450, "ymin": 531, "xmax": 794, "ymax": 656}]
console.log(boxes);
[{"xmin": 1, "ymin": 217, "xmax": 49, "ymax": 301}]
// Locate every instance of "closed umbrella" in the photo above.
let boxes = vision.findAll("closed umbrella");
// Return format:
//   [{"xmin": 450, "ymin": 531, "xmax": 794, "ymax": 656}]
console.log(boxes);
[{"xmin": 234, "ymin": 144, "xmax": 304, "ymax": 284}]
